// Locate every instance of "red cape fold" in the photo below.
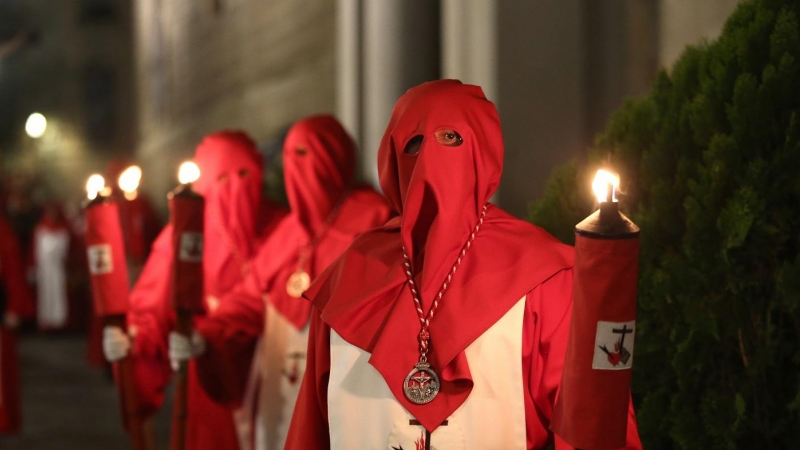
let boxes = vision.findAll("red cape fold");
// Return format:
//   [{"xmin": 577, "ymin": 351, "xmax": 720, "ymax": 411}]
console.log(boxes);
[
  {"xmin": 193, "ymin": 187, "xmax": 391, "ymax": 408},
  {"xmin": 126, "ymin": 131, "xmax": 284, "ymax": 450},
  {"xmin": 245, "ymin": 114, "xmax": 392, "ymax": 330},
  {"xmin": 117, "ymin": 193, "xmax": 162, "ymax": 263},
  {"xmin": 0, "ymin": 215, "xmax": 32, "ymax": 434},
  {"xmin": 264, "ymin": 186, "xmax": 392, "ymax": 329},
  {"xmin": 193, "ymin": 116, "xmax": 391, "ymax": 421},
  {"xmin": 304, "ymin": 205, "xmax": 574, "ymax": 432}
]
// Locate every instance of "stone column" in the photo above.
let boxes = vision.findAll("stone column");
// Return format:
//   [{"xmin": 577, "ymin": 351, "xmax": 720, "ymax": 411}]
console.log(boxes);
[
  {"xmin": 336, "ymin": 0, "xmax": 362, "ymax": 146},
  {"xmin": 360, "ymin": 0, "xmax": 439, "ymax": 186},
  {"xmin": 440, "ymin": 0, "xmax": 498, "ymax": 202},
  {"xmin": 496, "ymin": 0, "xmax": 586, "ymax": 217},
  {"xmin": 441, "ymin": 0, "xmax": 498, "ymax": 103}
]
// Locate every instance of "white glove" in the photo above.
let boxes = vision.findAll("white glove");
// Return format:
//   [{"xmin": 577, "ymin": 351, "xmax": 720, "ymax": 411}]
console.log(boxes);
[
  {"xmin": 169, "ymin": 331, "xmax": 207, "ymax": 371},
  {"xmin": 103, "ymin": 326, "xmax": 132, "ymax": 362}
]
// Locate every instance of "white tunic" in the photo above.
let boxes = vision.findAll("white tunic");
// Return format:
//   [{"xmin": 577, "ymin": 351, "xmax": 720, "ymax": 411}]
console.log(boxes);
[
  {"xmin": 241, "ymin": 301, "xmax": 309, "ymax": 450},
  {"xmin": 328, "ymin": 297, "xmax": 528, "ymax": 450},
  {"xmin": 35, "ymin": 228, "xmax": 70, "ymax": 329}
]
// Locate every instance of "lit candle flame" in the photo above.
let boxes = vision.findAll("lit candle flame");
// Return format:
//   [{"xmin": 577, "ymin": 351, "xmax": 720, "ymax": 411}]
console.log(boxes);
[
  {"xmin": 86, "ymin": 174, "xmax": 106, "ymax": 200},
  {"xmin": 118, "ymin": 165, "xmax": 142, "ymax": 194},
  {"xmin": 178, "ymin": 161, "xmax": 200, "ymax": 185},
  {"xmin": 592, "ymin": 169, "xmax": 619, "ymax": 203}
]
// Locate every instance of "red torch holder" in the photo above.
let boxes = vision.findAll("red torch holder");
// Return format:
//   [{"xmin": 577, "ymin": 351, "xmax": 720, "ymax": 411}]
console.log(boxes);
[
  {"xmin": 167, "ymin": 184, "xmax": 204, "ymax": 450},
  {"xmin": 84, "ymin": 195, "xmax": 154, "ymax": 450},
  {"xmin": 551, "ymin": 201, "xmax": 640, "ymax": 450}
]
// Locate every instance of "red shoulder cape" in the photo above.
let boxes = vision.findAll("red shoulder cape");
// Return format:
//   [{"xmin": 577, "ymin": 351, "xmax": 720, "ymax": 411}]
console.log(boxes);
[{"xmin": 304, "ymin": 205, "xmax": 574, "ymax": 432}]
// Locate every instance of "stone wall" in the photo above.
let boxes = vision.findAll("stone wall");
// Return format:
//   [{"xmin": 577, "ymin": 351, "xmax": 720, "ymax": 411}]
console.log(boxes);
[
  {"xmin": 0, "ymin": 0, "xmax": 136, "ymax": 203},
  {"xmin": 133, "ymin": 0, "xmax": 337, "ymax": 210},
  {"xmin": 659, "ymin": 0, "xmax": 742, "ymax": 68}
]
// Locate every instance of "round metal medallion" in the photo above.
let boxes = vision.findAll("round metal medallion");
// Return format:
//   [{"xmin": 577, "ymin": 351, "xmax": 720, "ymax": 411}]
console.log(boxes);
[
  {"xmin": 403, "ymin": 362, "xmax": 440, "ymax": 404},
  {"xmin": 286, "ymin": 270, "xmax": 311, "ymax": 298}
]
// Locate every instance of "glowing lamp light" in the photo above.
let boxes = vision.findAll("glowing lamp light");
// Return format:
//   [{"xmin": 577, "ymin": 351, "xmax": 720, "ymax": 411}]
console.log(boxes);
[
  {"xmin": 592, "ymin": 169, "xmax": 620, "ymax": 203},
  {"xmin": 86, "ymin": 174, "xmax": 106, "ymax": 200},
  {"xmin": 25, "ymin": 112, "xmax": 47, "ymax": 138},
  {"xmin": 118, "ymin": 165, "xmax": 142, "ymax": 200},
  {"xmin": 178, "ymin": 161, "xmax": 200, "ymax": 185}
]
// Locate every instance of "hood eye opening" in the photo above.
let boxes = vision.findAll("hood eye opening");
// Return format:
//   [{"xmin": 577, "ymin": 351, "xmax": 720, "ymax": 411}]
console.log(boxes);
[
  {"xmin": 434, "ymin": 129, "xmax": 463, "ymax": 146},
  {"xmin": 404, "ymin": 135, "xmax": 423, "ymax": 156},
  {"xmin": 238, "ymin": 169, "xmax": 249, "ymax": 178},
  {"xmin": 295, "ymin": 147, "xmax": 308, "ymax": 156}
]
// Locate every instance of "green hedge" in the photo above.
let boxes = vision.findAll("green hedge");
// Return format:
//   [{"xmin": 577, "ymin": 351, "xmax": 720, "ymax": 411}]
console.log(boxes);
[{"xmin": 529, "ymin": 1, "xmax": 800, "ymax": 448}]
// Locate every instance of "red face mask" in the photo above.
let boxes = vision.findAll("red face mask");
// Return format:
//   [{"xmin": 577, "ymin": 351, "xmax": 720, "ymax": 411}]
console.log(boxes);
[
  {"xmin": 378, "ymin": 80, "xmax": 503, "ymax": 304},
  {"xmin": 305, "ymin": 80, "xmax": 573, "ymax": 432},
  {"xmin": 282, "ymin": 115, "xmax": 356, "ymax": 234},
  {"xmin": 193, "ymin": 131, "xmax": 263, "ymax": 285}
]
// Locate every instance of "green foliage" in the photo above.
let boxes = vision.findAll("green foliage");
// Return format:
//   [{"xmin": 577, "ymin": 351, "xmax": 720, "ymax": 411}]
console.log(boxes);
[
  {"xmin": 527, "ymin": 161, "xmax": 594, "ymax": 245},
  {"xmin": 530, "ymin": 1, "xmax": 800, "ymax": 448}
]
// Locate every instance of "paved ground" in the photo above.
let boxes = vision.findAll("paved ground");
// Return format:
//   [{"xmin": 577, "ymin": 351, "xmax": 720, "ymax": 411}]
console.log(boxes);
[{"xmin": 2, "ymin": 334, "xmax": 171, "ymax": 450}]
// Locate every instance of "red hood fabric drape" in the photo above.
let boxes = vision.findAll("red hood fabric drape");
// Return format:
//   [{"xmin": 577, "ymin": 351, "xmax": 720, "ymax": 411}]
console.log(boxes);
[
  {"xmin": 105, "ymin": 159, "xmax": 163, "ymax": 264},
  {"xmin": 283, "ymin": 115, "xmax": 356, "ymax": 235},
  {"xmin": 265, "ymin": 115, "xmax": 388, "ymax": 328},
  {"xmin": 192, "ymin": 116, "xmax": 391, "ymax": 408},
  {"xmin": 0, "ymin": 214, "xmax": 34, "ymax": 434},
  {"xmin": 117, "ymin": 195, "xmax": 161, "ymax": 264},
  {"xmin": 126, "ymin": 131, "xmax": 285, "ymax": 450},
  {"xmin": 193, "ymin": 131, "xmax": 264, "ymax": 298},
  {"xmin": 36, "ymin": 203, "xmax": 69, "ymax": 232},
  {"xmin": 304, "ymin": 80, "xmax": 573, "ymax": 432}
]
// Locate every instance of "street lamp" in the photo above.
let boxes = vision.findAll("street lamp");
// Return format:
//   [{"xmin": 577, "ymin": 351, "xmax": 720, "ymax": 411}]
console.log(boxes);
[{"xmin": 25, "ymin": 112, "xmax": 47, "ymax": 138}]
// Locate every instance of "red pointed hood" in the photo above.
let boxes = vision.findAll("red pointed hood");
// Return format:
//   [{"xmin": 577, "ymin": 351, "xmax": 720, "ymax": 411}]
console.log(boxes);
[
  {"xmin": 193, "ymin": 131, "xmax": 263, "ymax": 296},
  {"xmin": 305, "ymin": 80, "xmax": 574, "ymax": 432},
  {"xmin": 378, "ymin": 79, "xmax": 502, "ymax": 308},
  {"xmin": 283, "ymin": 115, "xmax": 356, "ymax": 235},
  {"xmin": 260, "ymin": 115, "xmax": 390, "ymax": 329}
]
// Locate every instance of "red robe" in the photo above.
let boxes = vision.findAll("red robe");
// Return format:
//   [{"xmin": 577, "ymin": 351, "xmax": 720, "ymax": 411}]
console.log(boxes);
[
  {"xmin": 125, "ymin": 131, "xmax": 284, "ymax": 450},
  {"xmin": 193, "ymin": 116, "xmax": 392, "ymax": 449},
  {"xmin": 117, "ymin": 193, "xmax": 161, "ymax": 266},
  {"xmin": 194, "ymin": 187, "xmax": 392, "ymax": 402},
  {"xmin": 285, "ymin": 81, "xmax": 642, "ymax": 449},
  {"xmin": 0, "ymin": 214, "xmax": 35, "ymax": 434},
  {"xmin": 105, "ymin": 159, "xmax": 161, "ymax": 267},
  {"xmin": 128, "ymin": 225, "xmax": 249, "ymax": 447},
  {"xmin": 87, "ymin": 172, "xmax": 162, "ymax": 367},
  {"xmin": 286, "ymin": 212, "xmax": 642, "ymax": 449}
]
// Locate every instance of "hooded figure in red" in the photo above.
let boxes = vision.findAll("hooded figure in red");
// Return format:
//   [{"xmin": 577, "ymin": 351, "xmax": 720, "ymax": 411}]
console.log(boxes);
[
  {"xmin": 181, "ymin": 115, "xmax": 392, "ymax": 450},
  {"xmin": 106, "ymin": 159, "xmax": 162, "ymax": 267},
  {"xmin": 0, "ymin": 213, "xmax": 35, "ymax": 434},
  {"xmin": 88, "ymin": 160, "xmax": 162, "ymax": 366},
  {"xmin": 103, "ymin": 131, "xmax": 285, "ymax": 450},
  {"xmin": 284, "ymin": 80, "xmax": 642, "ymax": 449}
]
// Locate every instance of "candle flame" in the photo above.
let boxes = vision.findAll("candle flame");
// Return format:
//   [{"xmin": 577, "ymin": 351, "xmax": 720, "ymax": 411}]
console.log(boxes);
[
  {"xmin": 592, "ymin": 169, "xmax": 619, "ymax": 203},
  {"xmin": 118, "ymin": 165, "xmax": 142, "ymax": 194},
  {"xmin": 86, "ymin": 174, "xmax": 106, "ymax": 200},
  {"xmin": 178, "ymin": 161, "xmax": 200, "ymax": 185}
]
